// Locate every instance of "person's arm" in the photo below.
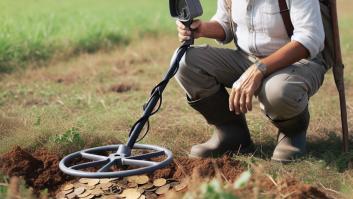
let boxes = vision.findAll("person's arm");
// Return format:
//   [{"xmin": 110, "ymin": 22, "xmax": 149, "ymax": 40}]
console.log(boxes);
[
  {"xmin": 176, "ymin": 1, "xmax": 323, "ymax": 116},
  {"xmin": 176, "ymin": 21, "xmax": 310, "ymax": 115},
  {"xmin": 229, "ymin": 0, "xmax": 325, "ymax": 115},
  {"xmin": 176, "ymin": 20, "xmax": 226, "ymax": 42},
  {"xmin": 260, "ymin": 41, "xmax": 309, "ymax": 75},
  {"xmin": 228, "ymin": 41, "xmax": 309, "ymax": 114}
]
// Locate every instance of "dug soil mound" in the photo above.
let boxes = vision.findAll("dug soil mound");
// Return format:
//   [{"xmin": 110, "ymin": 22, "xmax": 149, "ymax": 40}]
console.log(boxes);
[
  {"xmin": 1, "ymin": 147, "xmax": 331, "ymax": 198},
  {"xmin": 0, "ymin": 146, "xmax": 71, "ymax": 194},
  {"xmin": 151, "ymin": 156, "xmax": 243, "ymax": 181}
]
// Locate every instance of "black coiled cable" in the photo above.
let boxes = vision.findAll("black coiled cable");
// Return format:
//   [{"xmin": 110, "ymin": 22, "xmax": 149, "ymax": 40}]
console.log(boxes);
[{"xmin": 127, "ymin": 46, "xmax": 184, "ymax": 143}]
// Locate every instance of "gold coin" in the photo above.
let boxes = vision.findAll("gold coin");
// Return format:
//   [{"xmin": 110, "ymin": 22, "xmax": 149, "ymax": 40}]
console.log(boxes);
[
  {"xmin": 78, "ymin": 189, "xmax": 92, "ymax": 198},
  {"xmin": 80, "ymin": 195, "xmax": 95, "ymax": 199},
  {"xmin": 102, "ymin": 195, "xmax": 120, "ymax": 199},
  {"xmin": 174, "ymin": 182, "xmax": 188, "ymax": 192},
  {"xmin": 127, "ymin": 175, "xmax": 139, "ymax": 183},
  {"xmin": 136, "ymin": 175, "xmax": 149, "ymax": 185},
  {"xmin": 86, "ymin": 185, "xmax": 96, "ymax": 190},
  {"xmin": 120, "ymin": 188, "xmax": 139, "ymax": 197},
  {"xmin": 102, "ymin": 182, "xmax": 113, "ymax": 188},
  {"xmin": 94, "ymin": 183, "xmax": 103, "ymax": 190},
  {"xmin": 100, "ymin": 178, "xmax": 112, "ymax": 184},
  {"xmin": 56, "ymin": 191, "xmax": 66, "ymax": 198},
  {"xmin": 91, "ymin": 188, "xmax": 103, "ymax": 196},
  {"xmin": 66, "ymin": 192, "xmax": 76, "ymax": 199},
  {"xmin": 155, "ymin": 184, "xmax": 170, "ymax": 195},
  {"xmin": 63, "ymin": 189, "xmax": 74, "ymax": 195},
  {"xmin": 62, "ymin": 183, "xmax": 74, "ymax": 191},
  {"xmin": 153, "ymin": 178, "xmax": 166, "ymax": 187},
  {"xmin": 137, "ymin": 187, "xmax": 145, "ymax": 194},
  {"xmin": 125, "ymin": 190, "xmax": 141, "ymax": 199},
  {"xmin": 101, "ymin": 185, "xmax": 111, "ymax": 191},
  {"xmin": 74, "ymin": 187, "xmax": 86, "ymax": 195},
  {"xmin": 79, "ymin": 178, "xmax": 90, "ymax": 184},
  {"xmin": 87, "ymin": 179, "xmax": 100, "ymax": 186},
  {"xmin": 128, "ymin": 182, "xmax": 138, "ymax": 188},
  {"xmin": 145, "ymin": 187, "xmax": 157, "ymax": 192},
  {"xmin": 120, "ymin": 178, "xmax": 128, "ymax": 184},
  {"xmin": 140, "ymin": 183, "xmax": 153, "ymax": 190},
  {"xmin": 145, "ymin": 192, "xmax": 158, "ymax": 199}
]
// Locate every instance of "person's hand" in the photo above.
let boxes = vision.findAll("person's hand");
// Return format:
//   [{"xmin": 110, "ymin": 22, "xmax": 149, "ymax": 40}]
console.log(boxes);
[
  {"xmin": 229, "ymin": 64, "xmax": 264, "ymax": 114},
  {"xmin": 176, "ymin": 19, "xmax": 203, "ymax": 42}
]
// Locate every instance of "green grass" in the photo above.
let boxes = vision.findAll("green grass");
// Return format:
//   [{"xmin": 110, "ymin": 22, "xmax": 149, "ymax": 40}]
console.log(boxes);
[
  {"xmin": 0, "ymin": 34, "xmax": 352, "ymax": 197},
  {"xmin": 0, "ymin": 0, "xmax": 216, "ymax": 72}
]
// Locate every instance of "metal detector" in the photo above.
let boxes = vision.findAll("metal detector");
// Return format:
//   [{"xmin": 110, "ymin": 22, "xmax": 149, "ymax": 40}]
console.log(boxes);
[{"xmin": 59, "ymin": 0, "xmax": 203, "ymax": 178}]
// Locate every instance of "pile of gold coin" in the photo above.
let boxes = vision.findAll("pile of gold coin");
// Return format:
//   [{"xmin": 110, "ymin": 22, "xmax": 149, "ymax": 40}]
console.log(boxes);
[{"xmin": 56, "ymin": 175, "xmax": 188, "ymax": 199}]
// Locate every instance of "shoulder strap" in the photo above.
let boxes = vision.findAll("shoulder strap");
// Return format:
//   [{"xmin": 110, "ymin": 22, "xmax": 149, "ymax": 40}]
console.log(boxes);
[
  {"xmin": 224, "ymin": 0, "xmax": 238, "ymax": 45},
  {"xmin": 225, "ymin": 0, "xmax": 233, "ymax": 31},
  {"xmin": 279, "ymin": 0, "xmax": 294, "ymax": 37}
]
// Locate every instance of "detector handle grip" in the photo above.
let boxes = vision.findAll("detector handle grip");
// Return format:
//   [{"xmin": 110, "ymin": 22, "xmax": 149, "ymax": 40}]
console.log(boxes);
[{"xmin": 182, "ymin": 20, "xmax": 195, "ymax": 46}]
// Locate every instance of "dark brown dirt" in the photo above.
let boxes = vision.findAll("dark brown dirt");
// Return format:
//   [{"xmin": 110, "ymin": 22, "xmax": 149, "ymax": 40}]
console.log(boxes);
[
  {"xmin": 0, "ymin": 146, "xmax": 71, "ymax": 195},
  {"xmin": 109, "ymin": 83, "xmax": 135, "ymax": 93},
  {"xmin": 0, "ymin": 146, "xmax": 43, "ymax": 177},
  {"xmin": 289, "ymin": 184, "xmax": 330, "ymax": 199},
  {"xmin": 279, "ymin": 178, "xmax": 330, "ymax": 199},
  {"xmin": 55, "ymin": 72, "xmax": 79, "ymax": 85},
  {"xmin": 0, "ymin": 148, "xmax": 331, "ymax": 199},
  {"xmin": 151, "ymin": 156, "xmax": 243, "ymax": 182},
  {"xmin": 156, "ymin": 156, "xmax": 331, "ymax": 199}
]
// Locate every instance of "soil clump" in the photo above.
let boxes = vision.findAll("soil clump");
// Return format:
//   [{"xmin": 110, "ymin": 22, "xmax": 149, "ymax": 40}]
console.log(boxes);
[
  {"xmin": 109, "ymin": 83, "xmax": 135, "ymax": 93},
  {"xmin": 151, "ymin": 156, "xmax": 243, "ymax": 181},
  {"xmin": 0, "ymin": 146, "xmax": 71, "ymax": 195}
]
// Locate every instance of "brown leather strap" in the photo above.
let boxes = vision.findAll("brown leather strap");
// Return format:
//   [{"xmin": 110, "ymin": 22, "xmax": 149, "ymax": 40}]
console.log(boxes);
[
  {"xmin": 225, "ymin": 0, "xmax": 238, "ymax": 45},
  {"xmin": 225, "ymin": 0, "xmax": 234, "ymax": 35},
  {"xmin": 279, "ymin": 0, "xmax": 294, "ymax": 37}
]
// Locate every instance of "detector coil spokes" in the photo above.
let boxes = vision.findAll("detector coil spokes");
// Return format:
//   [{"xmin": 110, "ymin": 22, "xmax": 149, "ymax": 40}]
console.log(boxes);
[{"xmin": 59, "ymin": 144, "xmax": 173, "ymax": 178}]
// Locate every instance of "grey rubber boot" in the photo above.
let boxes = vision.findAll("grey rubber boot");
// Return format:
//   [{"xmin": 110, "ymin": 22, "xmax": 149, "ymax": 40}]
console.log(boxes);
[
  {"xmin": 188, "ymin": 88, "xmax": 253, "ymax": 158},
  {"xmin": 271, "ymin": 107, "xmax": 310, "ymax": 162}
]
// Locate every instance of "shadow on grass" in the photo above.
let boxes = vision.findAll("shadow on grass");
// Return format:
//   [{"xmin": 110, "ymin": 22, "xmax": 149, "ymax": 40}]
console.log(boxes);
[
  {"xmin": 306, "ymin": 131, "xmax": 353, "ymax": 172},
  {"xmin": 251, "ymin": 131, "xmax": 353, "ymax": 172}
]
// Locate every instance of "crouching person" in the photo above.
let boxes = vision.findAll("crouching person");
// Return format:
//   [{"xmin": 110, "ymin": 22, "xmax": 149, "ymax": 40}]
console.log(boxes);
[{"xmin": 174, "ymin": 0, "xmax": 328, "ymax": 162}]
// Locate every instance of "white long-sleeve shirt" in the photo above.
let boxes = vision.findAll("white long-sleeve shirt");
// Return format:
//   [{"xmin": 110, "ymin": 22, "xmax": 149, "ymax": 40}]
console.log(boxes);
[{"xmin": 212, "ymin": 0, "xmax": 325, "ymax": 58}]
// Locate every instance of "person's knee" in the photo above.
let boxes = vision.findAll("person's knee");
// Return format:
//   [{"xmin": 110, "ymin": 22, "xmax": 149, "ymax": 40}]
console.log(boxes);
[
  {"xmin": 258, "ymin": 77, "xmax": 309, "ymax": 121},
  {"xmin": 175, "ymin": 47, "xmax": 202, "ymax": 83},
  {"xmin": 175, "ymin": 53, "xmax": 189, "ymax": 83}
]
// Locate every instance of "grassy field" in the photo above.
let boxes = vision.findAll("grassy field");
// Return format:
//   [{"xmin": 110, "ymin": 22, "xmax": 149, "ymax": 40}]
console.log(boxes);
[
  {"xmin": 0, "ymin": 0, "xmax": 353, "ymax": 198},
  {"xmin": 0, "ymin": 0, "xmax": 216, "ymax": 73}
]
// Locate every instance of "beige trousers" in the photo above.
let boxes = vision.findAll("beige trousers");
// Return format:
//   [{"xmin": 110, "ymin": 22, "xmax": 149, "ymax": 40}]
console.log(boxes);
[{"xmin": 175, "ymin": 45, "xmax": 327, "ymax": 121}]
